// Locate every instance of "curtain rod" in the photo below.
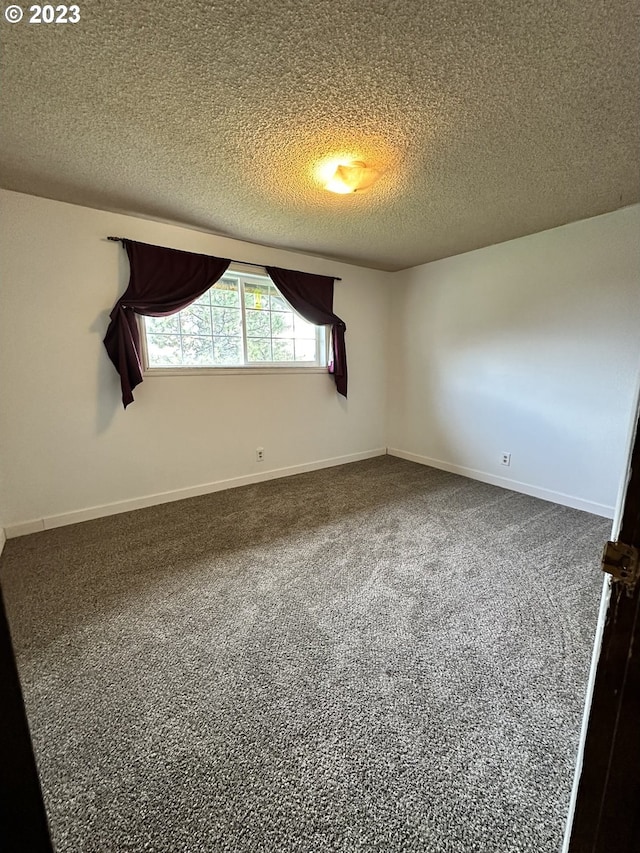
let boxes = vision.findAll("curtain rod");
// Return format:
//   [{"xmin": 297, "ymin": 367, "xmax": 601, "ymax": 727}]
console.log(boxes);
[{"xmin": 106, "ymin": 236, "xmax": 342, "ymax": 281}]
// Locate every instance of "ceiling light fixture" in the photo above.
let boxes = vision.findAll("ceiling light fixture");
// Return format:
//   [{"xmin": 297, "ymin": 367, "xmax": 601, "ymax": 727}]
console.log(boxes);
[{"xmin": 324, "ymin": 160, "xmax": 379, "ymax": 194}]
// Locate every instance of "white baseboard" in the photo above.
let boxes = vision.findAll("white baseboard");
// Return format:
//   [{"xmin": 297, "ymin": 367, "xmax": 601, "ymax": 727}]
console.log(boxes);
[
  {"xmin": 4, "ymin": 448, "xmax": 387, "ymax": 539},
  {"xmin": 387, "ymin": 448, "xmax": 614, "ymax": 518},
  {"xmin": 4, "ymin": 445, "xmax": 613, "ymax": 538}
]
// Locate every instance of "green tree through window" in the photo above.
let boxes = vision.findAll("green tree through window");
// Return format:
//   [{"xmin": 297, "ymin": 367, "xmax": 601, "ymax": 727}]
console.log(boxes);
[{"xmin": 143, "ymin": 268, "xmax": 326, "ymax": 370}]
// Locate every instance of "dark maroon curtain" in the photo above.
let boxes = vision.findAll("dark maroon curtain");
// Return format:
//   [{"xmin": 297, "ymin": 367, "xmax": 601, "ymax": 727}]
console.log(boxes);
[
  {"xmin": 103, "ymin": 240, "xmax": 230, "ymax": 407},
  {"xmin": 266, "ymin": 267, "xmax": 347, "ymax": 398}
]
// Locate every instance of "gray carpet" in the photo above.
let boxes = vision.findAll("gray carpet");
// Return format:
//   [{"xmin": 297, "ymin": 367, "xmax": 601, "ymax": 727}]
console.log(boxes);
[{"xmin": 0, "ymin": 456, "xmax": 608, "ymax": 853}]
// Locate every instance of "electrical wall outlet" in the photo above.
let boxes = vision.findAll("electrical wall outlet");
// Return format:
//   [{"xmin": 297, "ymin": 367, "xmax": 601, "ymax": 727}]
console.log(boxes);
[
  {"xmin": 501, "ymin": 452, "xmax": 511, "ymax": 466},
  {"xmin": 256, "ymin": 447, "xmax": 264, "ymax": 462}
]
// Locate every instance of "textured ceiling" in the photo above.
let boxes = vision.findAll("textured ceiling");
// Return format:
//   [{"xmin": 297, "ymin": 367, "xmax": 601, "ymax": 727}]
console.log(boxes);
[{"xmin": 1, "ymin": 0, "xmax": 638, "ymax": 270}]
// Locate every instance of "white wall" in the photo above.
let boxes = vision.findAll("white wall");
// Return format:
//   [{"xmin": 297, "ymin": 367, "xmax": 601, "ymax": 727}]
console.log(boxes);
[
  {"xmin": 387, "ymin": 206, "xmax": 640, "ymax": 516},
  {"xmin": 2, "ymin": 192, "xmax": 638, "ymax": 536},
  {"xmin": 0, "ymin": 190, "xmax": 390, "ymax": 534}
]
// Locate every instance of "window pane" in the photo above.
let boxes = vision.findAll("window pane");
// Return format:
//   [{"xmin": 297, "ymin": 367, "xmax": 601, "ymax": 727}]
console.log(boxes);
[
  {"xmin": 271, "ymin": 311, "xmax": 294, "ymax": 338},
  {"xmin": 213, "ymin": 336, "xmax": 242, "ymax": 365},
  {"xmin": 294, "ymin": 338, "xmax": 317, "ymax": 361},
  {"xmin": 244, "ymin": 283, "xmax": 270, "ymax": 310},
  {"xmin": 246, "ymin": 309, "xmax": 271, "ymax": 337},
  {"xmin": 192, "ymin": 291, "xmax": 211, "ymax": 307},
  {"xmin": 273, "ymin": 339, "xmax": 294, "ymax": 361},
  {"xmin": 147, "ymin": 334, "xmax": 182, "ymax": 366},
  {"xmin": 180, "ymin": 306, "xmax": 212, "ymax": 336},
  {"xmin": 247, "ymin": 338, "xmax": 272, "ymax": 362},
  {"xmin": 270, "ymin": 293, "xmax": 288, "ymax": 311},
  {"xmin": 211, "ymin": 280, "xmax": 240, "ymax": 307},
  {"xmin": 293, "ymin": 315, "xmax": 317, "ymax": 338},
  {"xmin": 212, "ymin": 307, "xmax": 242, "ymax": 336},
  {"xmin": 181, "ymin": 336, "xmax": 214, "ymax": 366},
  {"xmin": 146, "ymin": 315, "xmax": 180, "ymax": 334}
]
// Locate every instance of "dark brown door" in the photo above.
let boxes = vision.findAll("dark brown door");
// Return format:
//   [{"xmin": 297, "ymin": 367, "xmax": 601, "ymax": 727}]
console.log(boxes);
[
  {"xmin": 567, "ymin": 399, "xmax": 640, "ymax": 851},
  {"xmin": 0, "ymin": 588, "xmax": 53, "ymax": 852}
]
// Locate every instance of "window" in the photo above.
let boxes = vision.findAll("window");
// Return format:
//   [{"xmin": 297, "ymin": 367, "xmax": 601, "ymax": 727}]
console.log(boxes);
[{"xmin": 142, "ymin": 267, "xmax": 327, "ymax": 371}]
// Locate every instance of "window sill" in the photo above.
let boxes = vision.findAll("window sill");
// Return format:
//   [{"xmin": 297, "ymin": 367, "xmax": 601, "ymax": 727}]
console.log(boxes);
[{"xmin": 143, "ymin": 366, "xmax": 329, "ymax": 377}]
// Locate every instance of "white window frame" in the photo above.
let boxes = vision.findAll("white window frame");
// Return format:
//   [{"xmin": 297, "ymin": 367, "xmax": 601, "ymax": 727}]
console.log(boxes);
[{"xmin": 140, "ymin": 263, "xmax": 330, "ymax": 376}]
